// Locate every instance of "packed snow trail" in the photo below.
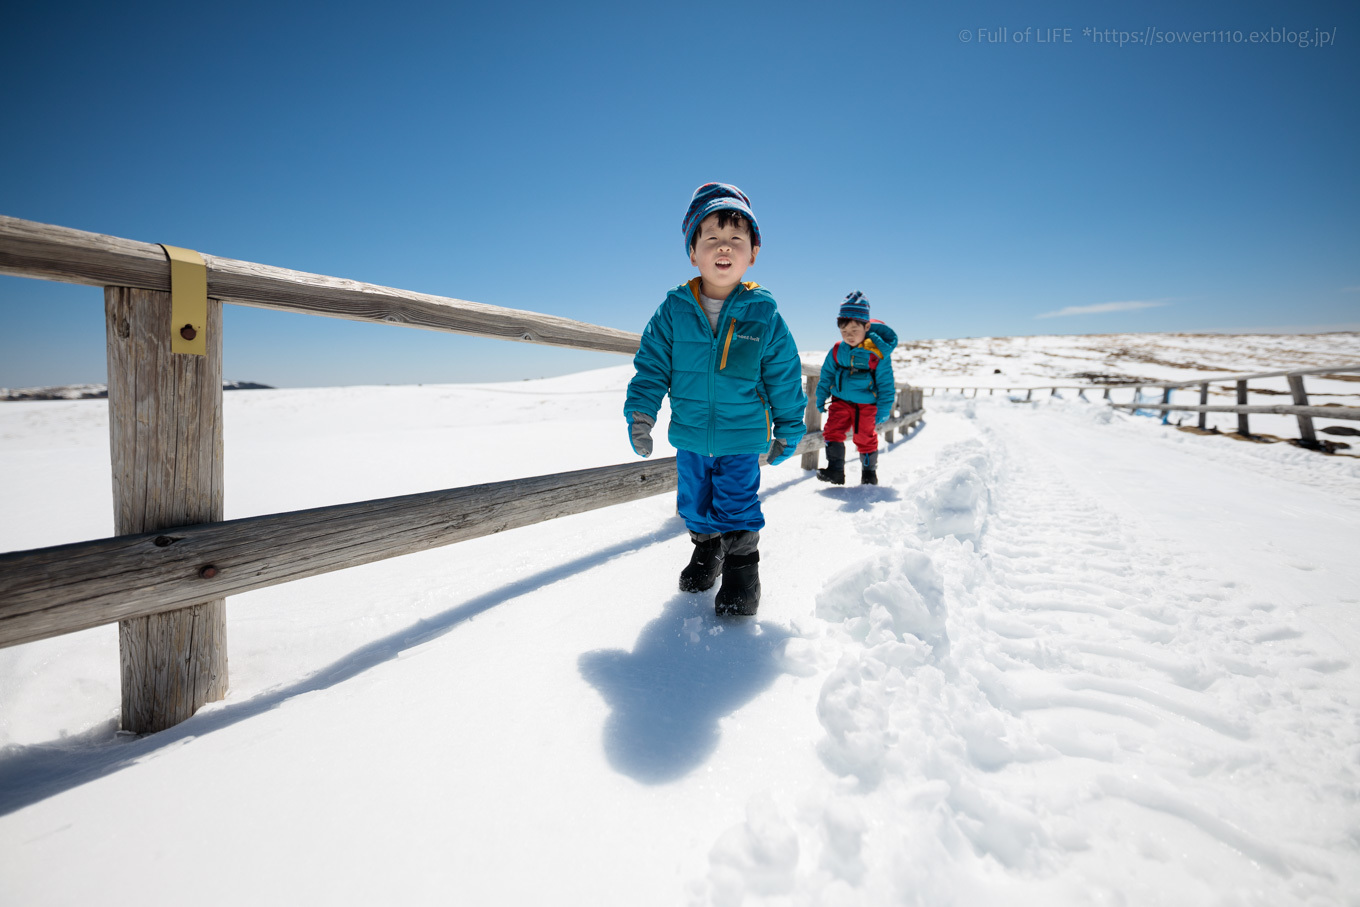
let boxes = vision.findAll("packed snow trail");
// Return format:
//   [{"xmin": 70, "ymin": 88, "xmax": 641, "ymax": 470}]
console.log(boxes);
[
  {"xmin": 1, "ymin": 370, "xmax": 1357, "ymax": 906},
  {"xmin": 732, "ymin": 395, "xmax": 1358, "ymax": 905}
]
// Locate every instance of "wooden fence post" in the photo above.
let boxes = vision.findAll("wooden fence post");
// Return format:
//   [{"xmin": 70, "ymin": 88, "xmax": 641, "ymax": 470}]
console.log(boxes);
[
  {"xmin": 106, "ymin": 286, "xmax": 227, "ymax": 733},
  {"xmin": 800, "ymin": 375, "xmax": 821, "ymax": 470},
  {"xmin": 1236, "ymin": 380, "xmax": 1250, "ymax": 435},
  {"xmin": 1198, "ymin": 383, "xmax": 1208, "ymax": 430},
  {"xmin": 1161, "ymin": 388, "xmax": 1172, "ymax": 424},
  {"xmin": 1287, "ymin": 374, "xmax": 1317, "ymax": 443},
  {"xmin": 885, "ymin": 389, "xmax": 898, "ymax": 444}
]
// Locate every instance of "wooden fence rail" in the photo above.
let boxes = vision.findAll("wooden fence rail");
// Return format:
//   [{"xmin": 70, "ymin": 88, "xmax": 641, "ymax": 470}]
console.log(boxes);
[
  {"xmin": 0, "ymin": 216, "xmax": 641, "ymax": 355},
  {"xmin": 1095, "ymin": 364, "xmax": 1360, "ymax": 389},
  {"xmin": 1106, "ymin": 403, "xmax": 1360, "ymax": 419},
  {"xmin": 0, "ymin": 460, "xmax": 677, "ymax": 649},
  {"xmin": 919, "ymin": 362, "xmax": 1360, "ymax": 396},
  {"xmin": 0, "ymin": 215, "xmax": 927, "ymax": 732}
]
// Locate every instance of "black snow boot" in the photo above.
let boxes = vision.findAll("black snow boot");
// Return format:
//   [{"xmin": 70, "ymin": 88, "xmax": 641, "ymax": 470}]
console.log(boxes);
[
  {"xmin": 816, "ymin": 441, "xmax": 846, "ymax": 485},
  {"xmin": 715, "ymin": 552, "xmax": 761, "ymax": 616},
  {"xmin": 679, "ymin": 534, "xmax": 724, "ymax": 592},
  {"xmin": 714, "ymin": 530, "xmax": 761, "ymax": 616},
  {"xmin": 861, "ymin": 451, "xmax": 879, "ymax": 485}
]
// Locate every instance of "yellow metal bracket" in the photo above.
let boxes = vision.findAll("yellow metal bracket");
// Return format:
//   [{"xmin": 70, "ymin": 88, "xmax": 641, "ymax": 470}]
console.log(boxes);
[{"xmin": 160, "ymin": 244, "xmax": 207, "ymax": 356}]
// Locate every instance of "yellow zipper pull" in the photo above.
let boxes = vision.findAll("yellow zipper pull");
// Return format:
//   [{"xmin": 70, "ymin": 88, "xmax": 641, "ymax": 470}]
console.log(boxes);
[{"xmin": 720, "ymin": 318, "xmax": 736, "ymax": 369}]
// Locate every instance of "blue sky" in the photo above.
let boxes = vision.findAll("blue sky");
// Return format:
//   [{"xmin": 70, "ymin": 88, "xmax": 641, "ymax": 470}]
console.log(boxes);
[{"xmin": 2, "ymin": 0, "xmax": 1356, "ymax": 388}]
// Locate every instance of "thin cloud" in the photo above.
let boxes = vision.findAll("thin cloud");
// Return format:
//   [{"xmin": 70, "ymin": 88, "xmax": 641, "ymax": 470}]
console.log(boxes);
[{"xmin": 1036, "ymin": 300, "xmax": 1169, "ymax": 319}]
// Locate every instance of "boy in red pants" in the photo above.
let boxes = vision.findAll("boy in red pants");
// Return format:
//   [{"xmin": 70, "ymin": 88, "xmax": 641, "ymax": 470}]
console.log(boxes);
[{"xmin": 814, "ymin": 291, "xmax": 897, "ymax": 485}]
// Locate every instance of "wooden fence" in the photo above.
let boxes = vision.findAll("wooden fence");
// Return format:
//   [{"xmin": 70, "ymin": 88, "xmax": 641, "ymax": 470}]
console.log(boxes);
[
  {"xmin": 920, "ymin": 365, "xmax": 1360, "ymax": 447},
  {"xmin": 0, "ymin": 215, "xmax": 924, "ymax": 733}
]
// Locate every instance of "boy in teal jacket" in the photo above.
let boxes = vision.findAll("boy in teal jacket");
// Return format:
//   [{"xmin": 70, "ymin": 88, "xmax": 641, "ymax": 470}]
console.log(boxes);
[
  {"xmin": 625, "ymin": 183, "xmax": 806, "ymax": 616},
  {"xmin": 814, "ymin": 291, "xmax": 897, "ymax": 485}
]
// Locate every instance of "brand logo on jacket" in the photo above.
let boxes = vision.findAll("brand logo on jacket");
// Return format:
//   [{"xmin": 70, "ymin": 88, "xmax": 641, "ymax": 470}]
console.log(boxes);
[{"xmin": 737, "ymin": 334, "xmax": 761, "ymax": 342}]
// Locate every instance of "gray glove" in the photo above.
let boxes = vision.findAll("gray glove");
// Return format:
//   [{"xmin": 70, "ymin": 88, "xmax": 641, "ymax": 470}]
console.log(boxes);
[
  {"xmin": 766, "ymin": 437, "xmax": 792, "ymax": 466},
  {"xmin": 628, "ymin": 412, "xmax": 654, "ymax": 458}
]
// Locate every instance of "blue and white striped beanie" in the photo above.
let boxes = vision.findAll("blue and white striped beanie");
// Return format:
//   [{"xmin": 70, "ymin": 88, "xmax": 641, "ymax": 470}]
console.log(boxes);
[
  {"xmin": 682, "ymin": 183, "xmax": 761, "ymax": 251},
  {"xmin": 839, "ymin": 291, "xmax": 870, "ymax": 322}
]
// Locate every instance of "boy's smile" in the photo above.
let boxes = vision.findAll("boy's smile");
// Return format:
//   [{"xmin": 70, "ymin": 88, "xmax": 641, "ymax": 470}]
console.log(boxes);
[{"xmin": 689, "ymin": 213, "xmax": 758, "ymax": 300}]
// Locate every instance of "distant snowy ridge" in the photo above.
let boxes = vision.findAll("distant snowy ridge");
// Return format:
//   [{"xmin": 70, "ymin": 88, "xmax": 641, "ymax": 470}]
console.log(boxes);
[
  {"xmin": 1, "ymin": 381, "xmax": 273, "ymax": 401},
  {"xmin": 868, "ymin": 330, "xmax": 1360, "ymax": 387}
]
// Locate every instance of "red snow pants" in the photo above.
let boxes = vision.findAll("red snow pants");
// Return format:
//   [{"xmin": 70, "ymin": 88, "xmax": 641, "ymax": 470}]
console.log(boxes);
[{"xmin": 823, "ymin": 398, "xmax": 878, "ymax": 454}]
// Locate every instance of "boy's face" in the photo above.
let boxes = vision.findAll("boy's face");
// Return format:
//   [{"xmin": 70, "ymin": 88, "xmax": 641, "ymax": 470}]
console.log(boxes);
[
  {"xmin": 839, "ymin": 320, "xmax": 868, "ymax": 347},
  {"xmin": 689, "ymin": 213, "xmax": 758, "ymax": 298}
]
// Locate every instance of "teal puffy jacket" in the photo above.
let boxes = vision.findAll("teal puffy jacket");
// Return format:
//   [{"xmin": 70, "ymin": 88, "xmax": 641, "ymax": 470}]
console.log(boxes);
[
  {"xmin": 814, "ymin": 321, "xmax": 898, "ymax": 424},
  {"xmin": 626, "ymin": 279, "xmax": 807, "ymax": 457}
]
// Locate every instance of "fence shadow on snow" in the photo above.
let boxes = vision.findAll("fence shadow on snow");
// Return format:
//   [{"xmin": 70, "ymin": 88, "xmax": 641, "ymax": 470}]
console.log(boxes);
[{"xmin": 0, "ymin": 519, "xmax": 691, "ymax": 815}]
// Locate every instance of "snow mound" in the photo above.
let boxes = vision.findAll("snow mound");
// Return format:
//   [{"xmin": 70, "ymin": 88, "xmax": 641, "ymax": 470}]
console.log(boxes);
[
  {"xmin": 815, "ymin": 548, "xmax": 948, "ymax": 657},
  {"xmin": 909, "ymin": 439, "xmax": 993, "ymax": 543}
]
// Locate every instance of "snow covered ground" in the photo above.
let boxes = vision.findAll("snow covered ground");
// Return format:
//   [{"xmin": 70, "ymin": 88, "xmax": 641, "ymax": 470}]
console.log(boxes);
[{"xmin": 2, "ymin": 334, "xmax": 1359, "ymax": 905}]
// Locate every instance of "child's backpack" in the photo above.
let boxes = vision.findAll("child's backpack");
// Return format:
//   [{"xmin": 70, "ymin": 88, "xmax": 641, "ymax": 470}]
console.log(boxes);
[{"xmin": 831, "ymin": 320, "xmax": 889, "ymax": 375}]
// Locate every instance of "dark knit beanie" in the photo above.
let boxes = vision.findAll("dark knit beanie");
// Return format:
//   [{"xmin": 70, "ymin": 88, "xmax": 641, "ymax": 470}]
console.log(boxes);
[
  {"xmin": 839, "ymin": 291, "xmax": 870, "ymax": 322},
  {"xmin": 682, "ymin": 183, "xmax": 761, "ymax": 251}
]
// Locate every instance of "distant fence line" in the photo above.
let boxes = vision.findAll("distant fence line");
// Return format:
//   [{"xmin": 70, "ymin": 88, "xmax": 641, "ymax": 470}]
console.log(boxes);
[
  {"xmin": 0, "ymin": 216, "xmax": 924, "ymax": 733},
  {"xmin": 919, "ymin": 364, "xmax": 1360, "ymax": 445}
]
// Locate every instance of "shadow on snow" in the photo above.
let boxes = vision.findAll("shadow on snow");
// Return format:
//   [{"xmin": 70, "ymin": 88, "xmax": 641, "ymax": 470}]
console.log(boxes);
[
  {"xmin": 806, "ymin": 419, "xmax": 922, "ymax": 512},
  {"xmin": 0, "ymin": 519, "xmax": 692, "ymax": 816},
  {"xmin": 817, "ymin": 485, "xmax": 903, "ymax": 512},
  {"xmin": 579, "ymin": 595, "xmax": 791, "ymax": 785}
]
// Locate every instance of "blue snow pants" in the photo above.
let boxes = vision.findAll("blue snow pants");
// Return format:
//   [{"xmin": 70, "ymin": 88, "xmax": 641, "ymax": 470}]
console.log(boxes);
[{"xmin": 675, "ymin": 449, "xmax": 764, "ymax": 536}]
